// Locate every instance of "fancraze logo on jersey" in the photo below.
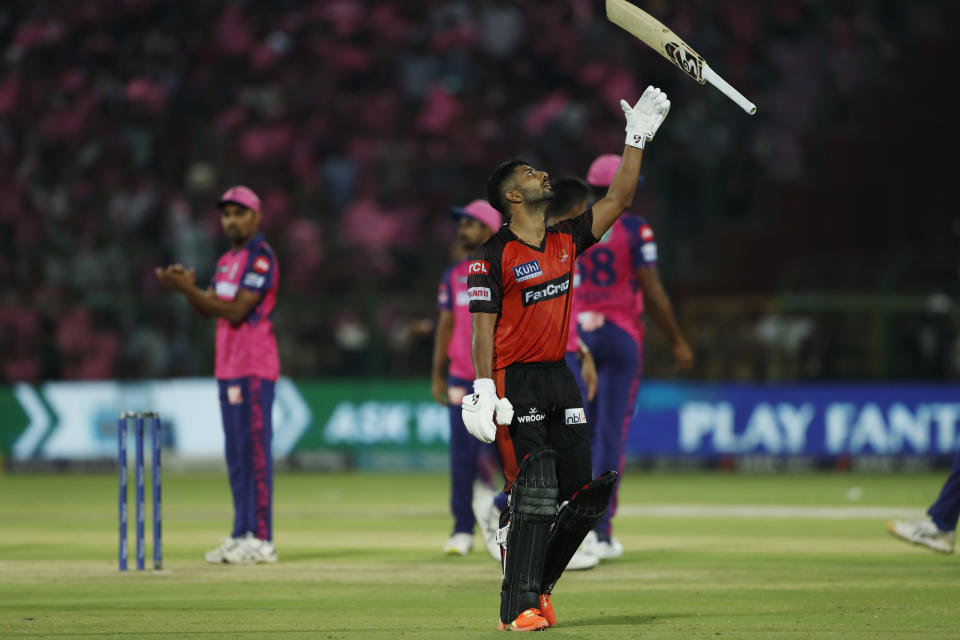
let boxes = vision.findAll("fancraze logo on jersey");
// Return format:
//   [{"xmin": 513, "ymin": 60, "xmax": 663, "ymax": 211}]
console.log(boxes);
[
  {"xmin": 516, "ymin": 407, "xmax": 547, "ymax": 424},
  {"xmin": 521, "ymin": 275, "xmax": 570, "ymax": 307},
  {"xmin": 512, "ymin": 259, "xmax": 543, "ymax": 283}
]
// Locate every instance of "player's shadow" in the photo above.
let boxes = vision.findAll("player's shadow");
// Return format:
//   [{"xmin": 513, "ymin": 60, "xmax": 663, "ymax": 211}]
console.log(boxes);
[{"xmin": 562, "ymin": 612, "xmax": 681, "ymax": 628}]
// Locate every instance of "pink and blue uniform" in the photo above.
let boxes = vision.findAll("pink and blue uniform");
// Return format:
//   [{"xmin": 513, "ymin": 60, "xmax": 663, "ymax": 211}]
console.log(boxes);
[
  {"xmin": 574, "ymin": 214, "xmax": 657, "ymax": 538},
  {"xmin": 210, "ymin": 233, "xmax": 279, "ymax": 541},
  {"xmin": 438, "ymin": 257, "xmax": 499, "ymax": 534}
]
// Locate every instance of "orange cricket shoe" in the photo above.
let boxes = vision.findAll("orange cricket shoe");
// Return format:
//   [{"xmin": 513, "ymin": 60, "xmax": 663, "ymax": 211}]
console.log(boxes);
[
  {"xmin": 497, "ymin": 608, "xmax": 549, "ymax": 631},
  {"xmin": 538, "ymin": 594, "xmax": 556, "ymax": 627}
]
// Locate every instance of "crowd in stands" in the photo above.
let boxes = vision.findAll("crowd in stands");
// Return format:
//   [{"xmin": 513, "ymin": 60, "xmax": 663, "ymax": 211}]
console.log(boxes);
[{"xmin": 0, "ymin": 0, "xmax": 954, "ymax": 382}]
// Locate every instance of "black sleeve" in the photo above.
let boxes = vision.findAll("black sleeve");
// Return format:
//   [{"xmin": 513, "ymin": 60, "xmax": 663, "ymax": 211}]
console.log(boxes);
[
  {"xmin": 551, "ymin": 207, "xmax": 597, "ymax": 254},
  {"xmin": 467, "ymin": 238, "xmax": 502, "ymax": 314}
]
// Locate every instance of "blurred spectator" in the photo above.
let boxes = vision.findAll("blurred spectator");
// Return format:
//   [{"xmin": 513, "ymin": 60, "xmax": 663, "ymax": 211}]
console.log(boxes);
[{"xmin": 0, "ymin": 0, "xmax": 955, "ymax": 382}]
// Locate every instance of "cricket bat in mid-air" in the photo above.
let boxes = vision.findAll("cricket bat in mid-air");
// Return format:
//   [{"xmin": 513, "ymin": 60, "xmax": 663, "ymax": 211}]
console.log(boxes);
[{"xmin": 606, "ymin": 0, "xmax": 757, "ymax": 115}]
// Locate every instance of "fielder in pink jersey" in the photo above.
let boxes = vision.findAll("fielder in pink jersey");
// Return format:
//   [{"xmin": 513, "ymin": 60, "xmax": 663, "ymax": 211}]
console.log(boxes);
[
  {"xmin": 576, "ymin": 155, "xmax": 693, "ymax": 560},
  {"xmin": 431, "ymin": 199, "xmax": 504, "ymax": 558},
  {"xmin": 155, "ymin": 185, "xmax": 280, "ymax": 565}
]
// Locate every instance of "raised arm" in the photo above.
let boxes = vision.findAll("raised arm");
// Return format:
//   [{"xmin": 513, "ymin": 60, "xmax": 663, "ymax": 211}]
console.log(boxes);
[{"xmin": 591, "ymin": 86, "xmax": 671, "ymax": 239}]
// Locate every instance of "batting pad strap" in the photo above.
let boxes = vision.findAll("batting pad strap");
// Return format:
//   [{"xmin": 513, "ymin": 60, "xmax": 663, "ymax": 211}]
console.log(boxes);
[{"xmin": 511, "ymin": 484, "xmax": 558, "ymax": 518}]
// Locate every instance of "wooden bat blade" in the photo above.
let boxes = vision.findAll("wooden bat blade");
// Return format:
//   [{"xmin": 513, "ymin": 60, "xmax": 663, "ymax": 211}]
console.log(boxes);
[
  {"xmin": 606, "ymin": 0, "xmax": 757, "ymax": 114},
  {"xmin": 606, "ymin": 0, "xmax": 706, "ymax": 85}
]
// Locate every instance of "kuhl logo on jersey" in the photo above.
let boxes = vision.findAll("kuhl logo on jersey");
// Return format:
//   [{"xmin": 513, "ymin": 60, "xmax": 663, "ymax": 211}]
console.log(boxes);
[
  {"xmin": 521, "ymin": 274, "xmax": 570, "ymax": 307},
  {"xmin": 512, "ymin": 259, "xmax": 543, "ymax": 283},
  {"xmin": 469, "ymin": 260, "xmax": 490, "ymax": 275}
]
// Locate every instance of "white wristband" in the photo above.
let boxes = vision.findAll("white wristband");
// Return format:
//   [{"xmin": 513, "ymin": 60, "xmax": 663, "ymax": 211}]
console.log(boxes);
[{"xmin": 625, "ymin": 131, "xmax": 646, "ymax": 149}]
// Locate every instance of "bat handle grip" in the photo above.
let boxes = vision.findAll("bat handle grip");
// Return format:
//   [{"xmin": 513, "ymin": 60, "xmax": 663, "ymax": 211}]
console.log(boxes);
[{"xmin": 702, "ymin": 63, "xmax": 757, "ymax": 115}]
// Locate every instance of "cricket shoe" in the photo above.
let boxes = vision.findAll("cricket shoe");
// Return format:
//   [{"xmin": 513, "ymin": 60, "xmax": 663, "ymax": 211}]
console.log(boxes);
[
  {"xmin": 565, "ymin": 546, "xmax": 599, "ymax": 570},
  {"xmin": 497, "ymin": 608, "xmax": 549, "ymax": 631},
  {"xmin": 223, "ymin": 532, "xmax": 278, "ymax": 564},
  {"xmin": 473, "ymin": 490, "xmax": 503, "ymax": 562},
  {"xmin": 204, "ymin": 537, "xmax": 241, "ymax": 564},
  {"xmin": 886, "ymin": 519, "xmax": 955, "ymax": 554},
  {"xmin": 443, "ymin": 532, "xmax": 473, "ymax": 556},
  {"xmin": 581, "ymin": 530, "xmax": 623, "ymax": 560},
  {"xmin": 538, "ymin": 595, "xmax": 556, "ymax": 627}
]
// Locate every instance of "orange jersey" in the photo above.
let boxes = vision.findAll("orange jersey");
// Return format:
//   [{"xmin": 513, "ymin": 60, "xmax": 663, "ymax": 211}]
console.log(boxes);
[{"xmin": 468, "ymin": 209, "xmax": 597, "ymax": 369}]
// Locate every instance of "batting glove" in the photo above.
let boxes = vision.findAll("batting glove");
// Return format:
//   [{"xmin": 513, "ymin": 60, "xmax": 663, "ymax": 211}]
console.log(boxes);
[
  {"xmin": 622, "ymin": 86, "xmax": 671, "ymax": 149},
  {"xmin": 461, "ymin": 378, "xmax": 514, "ymax": 443}
]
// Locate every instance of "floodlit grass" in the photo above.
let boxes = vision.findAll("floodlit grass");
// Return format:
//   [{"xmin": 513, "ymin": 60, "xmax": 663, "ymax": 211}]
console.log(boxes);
[{"xmin": 0, "ymin": 470, "xmax": 956, "ymax": 638}]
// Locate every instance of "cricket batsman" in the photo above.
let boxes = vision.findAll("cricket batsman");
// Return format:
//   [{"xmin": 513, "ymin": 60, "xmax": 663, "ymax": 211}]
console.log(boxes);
[{"xmin": 464, "ymin": 86, "xmax": 670, "ymax": 630}]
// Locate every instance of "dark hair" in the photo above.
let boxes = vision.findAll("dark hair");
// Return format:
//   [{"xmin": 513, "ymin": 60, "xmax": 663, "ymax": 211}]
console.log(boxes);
[
  {"xmin": 546, "ymin": 176, "xmax": 591, "ymax": 222},
  {"xmin": 590, "ymin": 184, "xmax": 609, "ymax": 202},
  {"xmin": 486, "ymin": 158, "xmax": 530, "ymax": 219}
]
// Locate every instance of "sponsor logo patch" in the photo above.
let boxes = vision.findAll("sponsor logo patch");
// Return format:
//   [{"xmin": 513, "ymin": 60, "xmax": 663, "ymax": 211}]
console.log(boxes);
[
  {"xmin": 512, "ymin": 259, "xmax": 543, "ymax": 283},
  {"xmin": 468, "ymin": 287, "xmax": 491, "ymax": 301},
  {"xmin": 227, "ymin": 385, "xmax": 243, "ymax": 405},
  {"xmin": 564, "ymin": 408, "xmax": 587, "ymax": 425},
  {"xmin": 521, "ymin": 274, "xmax": 570, "ymax": 307},
  {"xmin": 243, "ymin": 272, "xmax": 265, "ymax": 288},
  {"xmin": 468, "ymin": 260, "xmax": 490, "ymax": 275},
  {"xmin": 455, "ymin": 291, "xmax": 470, "ymax": 306},
  {"xmin": 516, "ymin": 407, "xmax": 546, "ymax": 424},
  {"xmin": 642, "ymin": 243, "xmax": 658, "ymax": 262},
  {"xmin": 640, "ymin": 224, "xmax": 655, "ymax": 241},
  {"xmin": 253, "ymin": 256, "xmax": 271, "ymax": 273},
  {"xmin": 215, "ymin": 281, "xmax": 238, "ymax": 299}
]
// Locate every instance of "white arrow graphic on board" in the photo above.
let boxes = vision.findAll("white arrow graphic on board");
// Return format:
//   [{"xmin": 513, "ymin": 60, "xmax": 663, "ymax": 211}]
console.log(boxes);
[
  {"xmin": 12, "ymin": 383, "xmax": 52, "ymax": 459},
  {"xmin": 272, "ymin": 377, "xmax": 312, "ymax": 456}
]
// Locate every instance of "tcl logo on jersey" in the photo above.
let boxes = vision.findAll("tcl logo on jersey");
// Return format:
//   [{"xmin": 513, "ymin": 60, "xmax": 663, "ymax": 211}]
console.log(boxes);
[
  {"xmin": 521, "ymin": 275, "xmax": 570, "ymax": 307},
  {"xmin": 253, "ymin": 256, "xmax": 271, "ymax": 273},
  {"xmin": 640, "ymin": 224, "xmax": 655, "ymax": 241},
  {"xmin": 564, "ymin": 408, "xmax": 587, "ymax": 425},
  {"xmin": 468, "ymin": 260, "xmax": 490, "ymax": 275},
  {"xmin": 512, "ymin": 259, "xmax": 543, "ymax": 283},
  {"xmin": 468, "ymin": 287, "xmax": 491, "ymax": 301}
]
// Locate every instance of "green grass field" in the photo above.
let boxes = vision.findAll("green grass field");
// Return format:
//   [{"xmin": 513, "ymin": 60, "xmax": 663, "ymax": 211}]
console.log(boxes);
[{"xmin": 1, "ymin": 470, "xmax": 957, "ymax": 639}]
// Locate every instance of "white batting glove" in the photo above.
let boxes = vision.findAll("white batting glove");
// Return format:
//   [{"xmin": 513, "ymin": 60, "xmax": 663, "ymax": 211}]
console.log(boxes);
[
  {"xmin": 461, "ymin": 379, "xmax": 513, "ymax": 443},
  {"xmin": 621, "ymin": 86, "xmax": 671, "ymax": 149}
]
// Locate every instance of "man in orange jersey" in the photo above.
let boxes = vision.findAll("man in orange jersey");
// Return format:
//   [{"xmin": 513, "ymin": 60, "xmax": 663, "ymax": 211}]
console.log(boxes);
[{"xmin": 462, "ymin": 86, "xmax": 671, "ymax": 631}]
